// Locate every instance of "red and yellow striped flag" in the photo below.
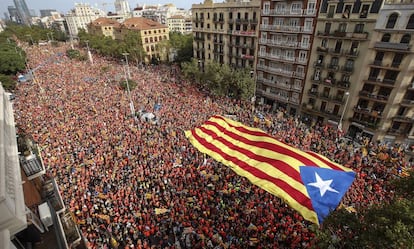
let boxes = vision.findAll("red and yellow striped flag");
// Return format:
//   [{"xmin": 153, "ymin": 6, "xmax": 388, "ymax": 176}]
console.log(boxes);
[{"xmin": 185, "ymin": 115, "xmax": 355, "ymax": 225}]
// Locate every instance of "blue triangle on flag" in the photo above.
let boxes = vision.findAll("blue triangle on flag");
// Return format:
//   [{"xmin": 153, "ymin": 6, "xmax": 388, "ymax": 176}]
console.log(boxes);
[{"xmin": 300, "ymin": 166, "xmax": 356, "ymax": 224}]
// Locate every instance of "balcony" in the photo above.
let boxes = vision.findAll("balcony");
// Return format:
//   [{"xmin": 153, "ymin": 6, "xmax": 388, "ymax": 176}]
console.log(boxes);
[
  {"xmin": 400, "ymin": 99, "xmax": 414, "ymax": 107},
  {"xmin": 337, "ymin": 81, "xmax": 350, "ymax": 89},
  {"xmin": 213, "ymin": 39, "xmax": 224, "ymax": 44},
  {"xmin": 211, "ymin": 29, "xmax": 226, "ymax": 34},
  {"xmin": 261, "ymin": 9, "xmax": 316, "ymax": 17},
  {"xmin": 323, "ymin": 77, "xmax": 336, "ymax": 86},
  {"xmin": 350, "ymin": 117, "xmax": 379, "ymax": 129},
  {"xmin": 345, "ymin": 49, "xmax": 359, "ymax": 57},
  {"xmin": 316, "ymin": 46, "xmax": 328, "ymax": 53},
  {"xmin": 260, "ymin": 24, "xmax": 312, "ymax": 33},
  {"xmin": 374, "ymin": 42, "xmax": 411, "ymax": 51},
  {"xmin": 341, "ymin": 65, "xmax": 354, "ymax": 73},
  {"xmin": 320, "ymin": 93, "xmax": 331, "ymax": 100},
  {"xmin": 258, "ymin": 52, "xmax": 302, "ymax": 64},
  {"xmin": 257, "ymin": 89, "xmax": 289, "ymax": 103},
  {"xmin": 213, "ymin": 49, "xmax": 224, "ymax": 54},
  {"xmin": 213, "ymin": 18, "xmax": 225, "ymax": 23},
  {"xmin": 352, "ymin": 32, "xmax": 369, "ymax": 39},
  {"xmin": 250, "ymin": 19, "xmax": 258, "ymax": 24},
  {"xmin": 329, "ymin": 48, "xmax": 344, "ymax": 55},
  {"xmin": 316, "ymin": 31, "xmax": 369, "ymax": 40},
  {"xmin": 241, "ymin": 54, "xmax": 254, "ymax": 60},
  {"xmin": 308, "ymin": 89, "xmax": 318, "ymax": 97},
  {"xmin": 256, "ymin": 64, "xmax": 294, "ymax": 77},
  {"xmin": 259, "ymin": 38, "xmax": 310, "ymax": 49},
  {"xmin": 313, "ymin": 61, "xmax": 325, "ymax": 68},
  {"xmin": 387, "ymin": 128, "xmax": 407, "ymax": 136},
  {"xmin": 257, "ymin": 77, "xmax": 276, "ymax": 87},
  {"xmin": 327, "ymin": 64, "xmax": 339, "ymax": 71},
  {"xmin": 235, "ymin": 18, "xmax": 249, "ymax": 24},
  {"xmin": 193, "ymin": 36, "xmax": 205, "ymax": 41},
  {"xmin": 393, "ymin": 115, "xmax": 413, "ymax": 123},
  {"xmin": 231, "ymin": 30, "xmax": 256, "ymax": 36},
  {"xmin": 359, "ymin": 91, "xmax": 389, "ymax": 102},
  {"xmin": 231, "ymin": 41, "xmax": 251, "ymax": 48},
  {"xmin": 332, "ymin": 95, "xmax": 346, "ymax": 103},
  {"xmin": 365, "ymin": 77, "xmax": 396, "ymax": 86}
]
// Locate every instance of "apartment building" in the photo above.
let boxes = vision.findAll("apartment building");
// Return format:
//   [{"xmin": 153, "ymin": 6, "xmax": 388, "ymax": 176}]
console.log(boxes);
[
  {"xmin": 114, "ymin": 17, "xmax": 170, "ymax": 62},
  {"xmin": 88, "ymin": 17, "xmax": 121, "ymax": 39},
  {"xmin": 0, "ymin": 86, "xmax": 84, "ymax": 249},
  {"xmin": 65, "ymin": 3, "xmax": 106, "ymax": 38},
  {"xmin": 256, "ymin": 0, "xmax": 319, "ymax": 115},
  {"xmin": 192, "ymin": 0, "xmax": 261, "ymax": 69},
  {"xmin": 167, "ymin": 15, "xmax": 192, "ymax": 34},
  {"xmin": 348, "ymin": 0, "xmax": 413, "ymax": 148},
  {"xmin": 301, "ymin": 0, "xmax": 382, "ymax": 126}
]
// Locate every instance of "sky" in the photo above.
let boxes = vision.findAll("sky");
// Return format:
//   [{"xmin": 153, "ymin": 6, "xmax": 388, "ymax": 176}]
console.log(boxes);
[{"xmin": 1, "ymin": 0, "xmax": 203, "ymax": 18}]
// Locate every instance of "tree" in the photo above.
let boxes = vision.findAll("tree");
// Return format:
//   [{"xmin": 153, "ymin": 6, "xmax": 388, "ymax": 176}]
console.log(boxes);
[
  {"xmin": 313, "ymin": 173, "xmax": 414, "ymax": 248},
  {"xmin": 181, "ymin": 60, "xmax": 255, "ymax": 101},
  {"xmin": 0, "ymin": 45, "xmax": 26, "ymax": 75},
  {"xmin": 119, "ymin": 79, "xmax": 137, "ymax": 91},
  {"xmin": 0, "ymin": 74, "xmax": 17, "ymax": 91},
  {"xmin": 169, "ymin": 32, "xmax": 193, "ymax": 63}
]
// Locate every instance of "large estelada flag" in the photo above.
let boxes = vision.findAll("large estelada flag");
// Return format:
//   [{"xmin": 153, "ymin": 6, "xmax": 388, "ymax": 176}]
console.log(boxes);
[{"xmin": 185, "ymin": 115, "xmax": 356, "ymax": 225}]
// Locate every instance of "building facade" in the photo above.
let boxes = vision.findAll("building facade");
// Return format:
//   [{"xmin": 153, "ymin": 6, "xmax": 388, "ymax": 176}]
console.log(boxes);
[
  {"xmin": 0, "ymin": 85, "xmax": 85, "ymax": 249},
  {"xmin": 114, "ymin": 17, "xmax": 170, "ymax": 63},
  {"xmin": 115, "ymin": 0, "xmax": 130, "ymax": 16},
  {"xmin": 348, "ymin": 0, "xmax": 413, "ymax": 147},
  {"xmin": 256, "ymin": 0, "xmax": 319, "ymax": 115},
  {"xmin": 167, "ymin": 15, "xmax": 192, "ymax": 34},
  {"xmin": 13, "ymin": 0, "xmax": 31, "ymax": 25},
  {"xmin": 88, "ymin": 17, "xmax": 121, "ymax": 39},
  {"xmin": 64, "ymin": 3, "xmax": 106, "ymax": 38},
  {"xmin": 192, "ymin": 0, "xmax": 261, "ymax": 69},
  {"xmin": 301, "ymin": 0, "xmax": 383, "ymax": 126}
]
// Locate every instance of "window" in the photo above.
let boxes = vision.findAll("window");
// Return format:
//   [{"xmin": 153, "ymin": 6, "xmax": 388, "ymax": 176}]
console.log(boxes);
[
  {"xmin": 291, "ymin": 3, "xmax": 302, "ymax": 14},
  {"xmin": 274, "ymin": 18, "xmax": 284, "ymax": 26},
  {"xmin": 324, "ymin": 22, "xmax": 331, "ymax": 34},
  {"xmin": 307, "ymin": 1, "xmax": 316, "ymax": 15},
  {"xmin": 275, "ymin": 3, "xmax": 286, "ymax": 13},
  {"xmin": 407, "ymin": 14, "xmax": 414, "ymax": 29},
  {"xmin": 314, "ymin": 69, "xmax": 321, "ymax": 80},
  {"xmin": 286, "ymin": 50, "xmax": 295, "ymax": 60},
  {"xmin": 343, "ymin": 5, "xmax": 351, "ymax": 19},
  {"xmin": 400, "ymin": 34, "xmax": 410, "ymax": 44},
  {"xmin": 299, "ymin": 51, "xmax": 307, "ymax": 63},
  {"xmin": 331, "ymin": 57, "xmax": 339, "ymax": 66},
  {"xmin": 263, "ymin": 2, "xmax": 270, "ymax": 14},
  {"xmin": 338, "ymin": 23, "xmax": 347, "ymax": 32},
  {"xmin": 321, "ymin": 38, "xmax": 328, "ymax": 48},
  {"xmin": 360, "ymin": 4, "xmax": 369, "ymax": 18},
  {"xmin": 301, "ymin": 35, "xmax": 310, "ymax": 48},
  {"xmin": 386, "ymin": 13, "xmax": 398, "ymax": 29},
  {"xmin": 345, "ymin": 59, "xmax": 354, "ymax": 69},
  {"xmin": 354, "ymin": 23, "xmax": 364, "ymax": 33},
  {"xmin": 327, "ymin": 5, "xmax": 335, "ymax": 18},
  {"xmin": 304, "ymin": 19, "xmax": 313, "ymax": 32},
  {"xmin": 381, "ymin": 33, "xmax": 391, "ymax": 42}
]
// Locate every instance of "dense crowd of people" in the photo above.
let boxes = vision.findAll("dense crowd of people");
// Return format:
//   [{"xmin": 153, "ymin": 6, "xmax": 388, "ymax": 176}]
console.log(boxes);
[{"xmin": 12, "ymin": 43, "xmax": 412, "ymax": 249}]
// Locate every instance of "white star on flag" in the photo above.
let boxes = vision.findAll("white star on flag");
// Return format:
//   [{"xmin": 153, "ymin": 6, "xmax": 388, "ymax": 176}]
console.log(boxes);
[{"xmin": 308, "ymin": 172, "xmax": 339, "ymax": 197}]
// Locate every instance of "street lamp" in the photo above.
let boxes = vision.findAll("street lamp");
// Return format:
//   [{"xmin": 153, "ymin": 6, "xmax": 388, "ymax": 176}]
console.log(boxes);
[
  {"xmin": 338, "ymin": 91, "xmax": 350, "ymax": 131},
  {"xmin": 122, "ymin": 52, "xmax": 135, "ymax": 117}
]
